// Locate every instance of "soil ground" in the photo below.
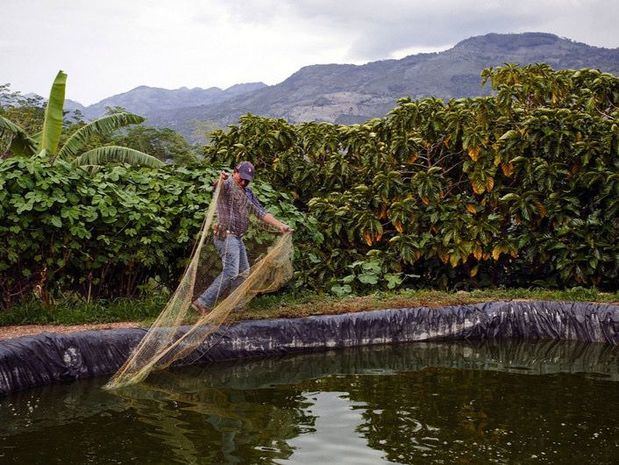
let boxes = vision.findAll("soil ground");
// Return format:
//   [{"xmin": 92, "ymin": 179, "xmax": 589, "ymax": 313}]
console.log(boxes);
[
  {"xmin": 1, "ymin": 289, "xmax": 616, "ymax": 342},
  {"xmin": 0, "ymin": 322, "xmax": 143, "ymax": 341}
]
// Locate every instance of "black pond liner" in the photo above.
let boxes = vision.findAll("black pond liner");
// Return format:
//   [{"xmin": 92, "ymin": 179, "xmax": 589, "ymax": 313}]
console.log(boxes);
[{"xmin": 1, "ymin": 300, "xmax": 617, "ymax": 396}]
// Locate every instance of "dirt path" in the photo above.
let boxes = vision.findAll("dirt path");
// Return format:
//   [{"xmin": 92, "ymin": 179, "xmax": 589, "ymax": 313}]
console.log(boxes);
[{"xmin": 0, "ymin": 322, "xmax": 144, "ymax": 341}]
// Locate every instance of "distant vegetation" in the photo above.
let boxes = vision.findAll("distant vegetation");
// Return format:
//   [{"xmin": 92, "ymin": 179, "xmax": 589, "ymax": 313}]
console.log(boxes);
[{"xmin": 0, "ymin": 64, "xmax": 617, "ymax": 310}]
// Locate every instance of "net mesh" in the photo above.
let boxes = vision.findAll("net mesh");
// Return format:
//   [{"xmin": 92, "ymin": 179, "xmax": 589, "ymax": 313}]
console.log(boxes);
[{"xmin": 105, "ymin": 178, "xmax": 294, "ymax": 389}]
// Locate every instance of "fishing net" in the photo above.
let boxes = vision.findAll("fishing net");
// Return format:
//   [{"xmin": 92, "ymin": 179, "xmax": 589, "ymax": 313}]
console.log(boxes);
[{"xmin": 105, "ymin": 177, "xmax": 294, "ymax": 389}]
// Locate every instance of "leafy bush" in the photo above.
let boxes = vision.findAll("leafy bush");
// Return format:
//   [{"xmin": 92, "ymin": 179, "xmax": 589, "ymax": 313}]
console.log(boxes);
[
  {"xmin": 204, "ymin": 64, "xmax": 618, "ymax": 291},
  {"xmin": 0, "ymin": 158, "xmax": 308, "ymax": 307}
]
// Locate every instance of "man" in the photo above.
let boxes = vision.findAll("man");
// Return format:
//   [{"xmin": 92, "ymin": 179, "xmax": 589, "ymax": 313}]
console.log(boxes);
[{"xmin": 192, "ymin": 161, "xmax": 291, "ymax": 314}]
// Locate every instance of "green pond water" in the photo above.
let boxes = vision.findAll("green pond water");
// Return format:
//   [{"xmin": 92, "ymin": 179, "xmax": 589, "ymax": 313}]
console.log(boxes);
[{"xmin": 1, "ymin": 341, "xmax": 617, "ymax": 465}]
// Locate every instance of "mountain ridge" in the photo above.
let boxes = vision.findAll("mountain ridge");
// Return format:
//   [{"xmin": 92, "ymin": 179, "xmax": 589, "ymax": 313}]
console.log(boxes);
[
  {"xmin": 32, "ymin": 32, "xmax": 619, "ymax": 140},
  {"xmin": 148, "ymin": 32, "xmax": 619, "ymax": 139},
  {"xmin": 80, "ymin": 81, "xmax": 267, "ymax": 120}
]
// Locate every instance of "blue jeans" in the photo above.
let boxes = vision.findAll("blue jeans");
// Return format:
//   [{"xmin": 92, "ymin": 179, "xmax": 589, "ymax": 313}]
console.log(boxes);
[{"xmin": 197, "ymin": 235, "xmax": 249, "ymax": 308}]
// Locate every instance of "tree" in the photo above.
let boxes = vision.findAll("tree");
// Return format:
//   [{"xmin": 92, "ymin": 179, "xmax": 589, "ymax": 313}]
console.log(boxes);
[
  {"xmin": 0, "ymin": 84, "xmax": 46, "ymax": 136},
  {"xmin": 0, "ymin": 71, "xmax": 163, "ymax": 169},
  {"xmin": 113, "ymin": 126, "xmax": 197, "ymax": 165},
  {"xmin": 202, "ymin": 65, "xmax": 618, "ymax": 290}
]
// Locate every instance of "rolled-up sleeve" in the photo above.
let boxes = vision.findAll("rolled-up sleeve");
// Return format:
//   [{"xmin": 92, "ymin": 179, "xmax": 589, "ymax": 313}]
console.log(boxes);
[{"xmin": 246, "ymin": 189, "xmax": 267, "ymax": 219}]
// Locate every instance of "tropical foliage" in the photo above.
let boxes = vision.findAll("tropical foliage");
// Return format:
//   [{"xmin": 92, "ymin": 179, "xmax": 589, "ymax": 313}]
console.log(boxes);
[
  {"xmin": 113, "ymin": 126, "xmax": 198, "ymax": 165},
  {"xmin": 0, "ymin": 71, "xmax": 163, "ymax": 168},
  {"xmin": 0, "ymin": 83, "xmax": 47, "ymax": 135},
  {"xmin": 0, "ymin": 157, "xmax": 306, "ymax": 307},
  {"xmin": 1, "ymin": 64, "xmax": 616, "ymax": 308},
  {"xmin": 203, "ymin": 64, "xmax": 618, "ymax": 292}
]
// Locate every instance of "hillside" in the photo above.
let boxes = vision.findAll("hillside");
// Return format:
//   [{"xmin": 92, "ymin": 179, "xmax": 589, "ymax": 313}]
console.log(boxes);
[
  {"xmin": 81, "ymin": 82, "xmax": 267, "ymax": 121},
  {"xmin": 71, "ymin": 32, "xmax": 619, "ymax": 140}
]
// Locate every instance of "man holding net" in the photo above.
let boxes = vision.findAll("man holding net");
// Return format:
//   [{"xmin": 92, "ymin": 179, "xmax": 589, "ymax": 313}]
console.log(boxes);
[{"xmin": 192, "ymin": 161, "xmax": 291, "ymax": 315}]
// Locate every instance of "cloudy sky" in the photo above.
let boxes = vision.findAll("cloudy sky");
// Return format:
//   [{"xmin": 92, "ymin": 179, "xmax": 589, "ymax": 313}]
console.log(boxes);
[{"xmin": 2, "ymin": 0, "xmax": 617, "ymax": 104}]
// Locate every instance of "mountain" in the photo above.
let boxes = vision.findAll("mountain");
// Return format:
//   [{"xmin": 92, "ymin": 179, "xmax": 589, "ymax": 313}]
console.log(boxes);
[
  {"xmin": 145, "ymin": 32, "xmax": 618, "ymax": 139},
  {"xmin": 64, "ymin": 98, "xmax": 87, "ymax": 114},
  {"xmin": 65, "ymin": 32, "xmax": 618, "ymax": 140},
  {"xmin": 79, "ymin": 82, "xmax": 267, "ymax": 121}
]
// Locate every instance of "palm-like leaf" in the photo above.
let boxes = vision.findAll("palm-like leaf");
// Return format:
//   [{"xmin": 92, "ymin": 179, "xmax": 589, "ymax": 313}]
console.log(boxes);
[
  {"xmin": 0, "ymin": 115, "xmax": 37, "ymax": 156},
  {"xmin": 76, "ymin": 164, "xmax": 103, "ymax": 175},
  {"xmin": 40, "ymin": 70, "xmax": 67, "ymax": 156},
  {"xmin": 58, "ymin": 112, "xmax": 145, "ymax": 160},
  {"xmin": 72, "ymin": 146, "xmax": 165, "ymax": 168},
  {"xmin": 31, "ymin": 130, "xmax": 42, "ymax": 147}
]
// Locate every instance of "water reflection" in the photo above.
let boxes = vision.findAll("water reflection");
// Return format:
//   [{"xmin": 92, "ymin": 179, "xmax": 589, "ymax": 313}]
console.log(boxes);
[
  {"xmin": 278, "ymin": 391, "xmax": 399, "ymax": 465},
  {"xmin": 115, "ymin": 377, "xmax": 307, "ymax": 464},
  {"xmin": 1, "ymin": 340, "xmax": 617, "ymax": 465},
  {"xmin": 187, "ymin": 339, "xmax": 619, "ymax": 389}
]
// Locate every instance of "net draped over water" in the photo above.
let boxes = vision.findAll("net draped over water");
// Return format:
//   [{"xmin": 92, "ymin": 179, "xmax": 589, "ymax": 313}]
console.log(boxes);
[{"xmin": 105, "ymin": 179, "xmax": 294, "ymax": 389}]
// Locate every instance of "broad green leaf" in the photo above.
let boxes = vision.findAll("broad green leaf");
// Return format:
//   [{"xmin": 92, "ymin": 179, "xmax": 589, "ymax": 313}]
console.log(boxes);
[
  {"xmin": 385, "ymin": 273, "xmax": 403, "ymax": 289},
  {"xmin": 0, "ymin": 116, "xmax": 37, "ymax": 156},
  {"xmin": 330, "ymin": 284, "xmax": 352, "ymax": 297},
  {"xmin": 72, "ymin": 146, "xmax": 165, "ymax": 168},
  {"xmin": 499, "ymin": 129, "xmax": 518, "ymax": 141},
  {"xmin": 58, "ymin": 112, "xmax": 145, "ymax": 159},
  {"xmin": 357, "ymin": 273, "xmax": 379, "ymax": 285},
  {"xmin": 500, "ymin": 193, "xmax": 520, "ymax": 202},
  {"xmin": 40, "ymin": 70, "xmax": 67, "ymax": 156}
]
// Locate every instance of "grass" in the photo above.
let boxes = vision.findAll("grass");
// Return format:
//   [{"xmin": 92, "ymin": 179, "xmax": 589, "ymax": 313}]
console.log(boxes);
[
  {"xmin": 237, "ymin": 287, "xmax": 619, "ymax": 322},
  {"xmin": 0, "ymin": 294, "xmax": 167, "ymax": 327},
  {"xmin": 0, "ymin": 287, "xmax": 617, "ymax": 328}
]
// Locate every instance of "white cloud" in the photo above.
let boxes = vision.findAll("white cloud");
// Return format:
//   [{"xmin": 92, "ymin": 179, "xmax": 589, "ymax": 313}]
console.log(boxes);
[{"xmin": 1, "ymin": 0, "xmax": 617, "ymax": 104}]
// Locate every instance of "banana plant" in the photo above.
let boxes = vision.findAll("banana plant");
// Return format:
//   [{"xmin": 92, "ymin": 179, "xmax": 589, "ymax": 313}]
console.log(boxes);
[
  {"xmin": 0, "ymin": 71, "xmax": 163, "ymax": 169},
  {"xmin": 0, "ymin": 116, "xmax": 37, "ymax": 156}
]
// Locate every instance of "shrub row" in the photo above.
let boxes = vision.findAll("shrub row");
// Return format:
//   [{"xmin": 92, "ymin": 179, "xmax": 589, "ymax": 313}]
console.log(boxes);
[
  {"xmin": 0, "ymin": 158, "xmax": 307, "ymax": 307},
  {"xmin": 1, "ymin": 65, "xmax": 617, "ymax": 307},
  {"xmin": 203, "ymin": 65, "xmax": 618, "ymax": 291}
]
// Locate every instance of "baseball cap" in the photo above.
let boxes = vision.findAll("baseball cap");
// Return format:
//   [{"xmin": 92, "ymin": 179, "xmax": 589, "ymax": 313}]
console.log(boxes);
[{"xmin": 236, "ymin": 161, "xmax": 255, "ymax": 181}]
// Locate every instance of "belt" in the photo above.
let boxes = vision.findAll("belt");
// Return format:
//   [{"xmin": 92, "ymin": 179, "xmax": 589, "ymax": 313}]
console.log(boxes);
[{"xmin": 214, "ymin": 224, "xmax": 243, "ymax": 238}]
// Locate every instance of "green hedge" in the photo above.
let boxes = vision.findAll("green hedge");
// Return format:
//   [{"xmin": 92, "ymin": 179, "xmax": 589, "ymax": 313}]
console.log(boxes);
[
  {"xmin": 0, "ymin": 158, "xmax": 308, "ymax": 307},
  {"xmin": 203, "ymin": 65, "xmax": 618, "ymax": 291}
]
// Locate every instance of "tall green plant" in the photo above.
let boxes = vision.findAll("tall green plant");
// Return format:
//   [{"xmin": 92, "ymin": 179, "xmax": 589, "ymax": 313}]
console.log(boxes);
[
  {"xmin": 203, "ymin": 64, "xmax": 618, "ymax": 291},
  {"xmin": 0, "ymin": 71, "xmax": 163, "ymax": 168},
  {"xmin": 39, "ymin": 70, "xmax": 67, "ymax": 157}
]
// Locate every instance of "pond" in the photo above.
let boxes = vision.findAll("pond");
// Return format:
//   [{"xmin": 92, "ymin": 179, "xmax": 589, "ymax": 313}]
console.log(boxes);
[{"xmin": 1, "ymin": 340, "xmax": 617, "ymax": 464}]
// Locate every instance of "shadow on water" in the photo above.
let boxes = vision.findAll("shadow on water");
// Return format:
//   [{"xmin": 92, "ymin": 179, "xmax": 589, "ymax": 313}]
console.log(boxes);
[{"xmin": 1, "ymin": 340, "xmax": 618, "ymax": 464}]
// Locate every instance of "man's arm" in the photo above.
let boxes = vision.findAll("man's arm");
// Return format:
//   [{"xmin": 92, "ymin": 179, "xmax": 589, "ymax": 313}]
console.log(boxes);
[
  {"xmin": 262, "ymin": 213, "xmax": 292, "ymax": 234},
  {"xmin": 246, "ymin": 188, "xmax": 292, "ymax": 234}
]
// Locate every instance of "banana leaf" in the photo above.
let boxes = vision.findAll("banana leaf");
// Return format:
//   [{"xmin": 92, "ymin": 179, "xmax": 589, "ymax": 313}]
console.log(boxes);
[
  {"xmin": 72, "ymin": 145, "xmax": 165, "ymax": 168},
  {"xmin": 58, "ymin": 112, "xmax": 145, "ymax": 159},
  {"xmin": 40, "ymin": 70, "xmax": 67, "ymax": 155},
  {"xmin": 0, "ymin": 115, "xmax": 37, "ymax": 156}
]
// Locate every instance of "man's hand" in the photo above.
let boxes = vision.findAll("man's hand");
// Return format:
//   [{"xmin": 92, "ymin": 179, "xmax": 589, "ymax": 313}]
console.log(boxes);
[
  {"xmin": 262, "ymin": 213, "xmax": 293, "ymax": 234},
  {"xmin": 213, "ymin": 171, "xmax": 229, "ymax": 188},
  {"xmin": 279, "ymin": 223, "xmax": 293, "ymax": 234}
]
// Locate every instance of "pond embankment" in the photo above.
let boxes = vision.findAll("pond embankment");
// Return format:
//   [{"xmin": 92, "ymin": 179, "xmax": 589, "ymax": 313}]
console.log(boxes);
[{"xmin": 1, "ymin": 300, "xmax": 617, "ymax": 395}]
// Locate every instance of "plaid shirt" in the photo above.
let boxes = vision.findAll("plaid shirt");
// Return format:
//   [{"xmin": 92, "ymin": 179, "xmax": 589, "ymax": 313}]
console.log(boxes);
[{"xmin": 216, "ymin": 177, "xmax": 267, "ymax": 236}]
